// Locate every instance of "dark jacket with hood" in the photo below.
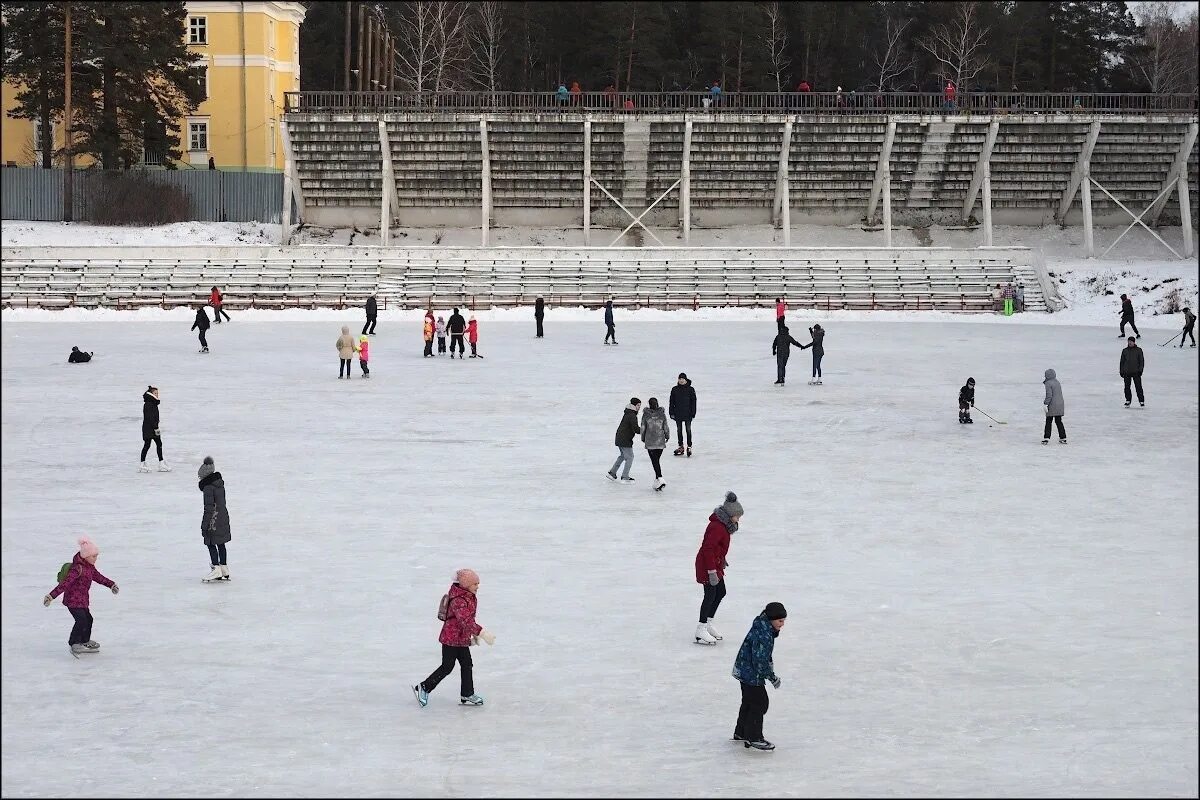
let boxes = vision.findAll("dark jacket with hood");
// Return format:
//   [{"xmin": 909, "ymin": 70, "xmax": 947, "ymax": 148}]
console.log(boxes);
[
  {"xmin": 669, "ymin": 378, "xmax": 697, "ymax": 421},
  {"xmin": 142, "ymin": 391, "xmax": 160, "ymax": 437},
  {"xmin": 68, "ymin": 348, "xmax": 92, "ymax": 363},
  {"xmin": 447, "ymin": 311, "xmax": 466, "ymax": 334},
  {"xmin": 1119, "ymin": 344, "xmax": 1144, "ymax": 377},
  {"xmin": 200, "ymin": 472, "xmax": 232, "ymax": 545},
  {"xmin": 604, "ymin": 301, "xmax": 614, "ymax": 325},
  {"xmin": 804, "ymin": 325, "xmax": 825, "ymax": 355},
  {"xmin": 366, "ymin": 296, "xmax": 377, "ymax": 318},
  {"xmin": 1120, "ymin": 297, "xmax": 1135, "ymax": 319},
  {"xmin": 959, "ymin": 382, "xmax": 975, "ymax": 406},
  {"xmin": 191, "ymin": 308, "xmax": 210, "ymax": 331},
  {"xmin": 535, "ymin": 297, "xmax": 545, "ymax": 318},
  {"xmin": 614, "ymin": 404, "xmax": 639, "ymax": 447},
  {"xmin": 772, "ymin": 329, "xmax": 804, "ymax": 358}
]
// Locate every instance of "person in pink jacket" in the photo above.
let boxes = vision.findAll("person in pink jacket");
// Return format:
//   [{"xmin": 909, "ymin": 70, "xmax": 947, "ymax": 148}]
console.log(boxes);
[
  {"xmin": 357, "ymin": 335, "xmax": 370, "ymax": 378},
  {"xmin": 414, "ymin": 568, "xmax": 495, "ymax": 707},
  {"xmin": 43, "ymin": 536, "xmax": 119, "ymax": 657},
  {"xmin": 775, "ymin": 297, "xmax": 786, "ymax": 331},
  {"xmin": 467, "ymin": 317, "xmax": 481, "ymax": 358}
]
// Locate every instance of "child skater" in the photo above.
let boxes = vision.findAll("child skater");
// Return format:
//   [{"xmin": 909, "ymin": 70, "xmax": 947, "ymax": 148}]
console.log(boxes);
[
  {"xmin": 43, "ymin": 536, "xmax": 119, "ymax": 657},
  {"xmin": 414, "ymin": 569, "xmax": 495, "ymax": 707},
  {"xmin": 436, "ymin": 316, "xmax": 447, "ymax": 355},
  {"xmin": 358, "ymin": 335, "xmax": 370, "ymax": 378}
]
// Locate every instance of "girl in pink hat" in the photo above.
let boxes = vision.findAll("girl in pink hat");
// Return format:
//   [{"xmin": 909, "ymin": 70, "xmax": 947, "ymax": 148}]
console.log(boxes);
[
  {"xmin": 414, "ymin": 568, "xmax": 495, "ymax": 707},
  {"xmin": 43, "ymin": 537, "xmax": 120, "ymax": 657}
]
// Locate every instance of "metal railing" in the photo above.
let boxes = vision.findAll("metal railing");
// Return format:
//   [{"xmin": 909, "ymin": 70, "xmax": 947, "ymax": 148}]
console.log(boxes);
[{"xmin": 285, "ymin": 91, "xmax": 1200, "ymax": 115}]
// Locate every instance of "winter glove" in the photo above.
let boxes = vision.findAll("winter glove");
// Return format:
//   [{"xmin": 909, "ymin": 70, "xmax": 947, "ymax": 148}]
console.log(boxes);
[
  {"xmin": 43, "ymin": 594, "xmax": 53, "ymax": 607},
  {"xmin": 477, "ymin": 629, "xmax": 495, "ymax": 646},
  {"xmin": 111, "ymin": 584, "xmax": 119, "ymax": 595},
  {"xmin": 707, "ymin": 570, "xmax": 719, "ymax": 586},
  {"xmin": 769, "ymin": 675, "xmax": 781, "ymax": 689}
]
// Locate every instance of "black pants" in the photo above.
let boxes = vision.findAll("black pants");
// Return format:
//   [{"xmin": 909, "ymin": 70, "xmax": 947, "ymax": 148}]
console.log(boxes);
[
  {"xmin": 339, "ymin": 358, "xmax": 352, "ymax": 377},
  {"xmin": 699, "ymin": 578, "xmax": 726, "ymax": 623},
  {"xmin": 1182, "ymin": 326, "xmax": 1195, "ymax": 346},
  {"xmin": 1043, "ymin": 415, "xmax": 1066, "ymax": 440},
  {"xmin": 605, "ymin": 323, "xmax": 616, "ymax": 343},
  {"xmin": 207, "ymin": 542, "xmax": 227, "ymax": 565},
  {"xmin": 214, "ymin": 306, "xmax": 231, "ymax": 323},
  {"xmin": 140, "ymin": 435, "xmax": 163, "ymax": 461},
  {"xmin": 470, "ymin": 342, "xmax": 478, "ymax": 356},
  {"xmin": 1120, "ymin": 316, "xmax": 1140, "ymax": 337},
  {"xmin": 735, "ymin": 682, "xmax": 769, "ymax": 741},
  {"xmin": 437, "ymin": 337, "xmax": 446, "ymax": 353},
  {"xmin": 1123, "ymin": 375, "xmax": 1144, "ymax": 403},
  {"xmin": 422, "ymin": 644, "xmax": 474, "ymax": 697},
  {"xmin": 362, "ymin": 316, "xmax": 376, "ymax": 335},
  {"xmin": 675, "ymin": 419, "xmax": 693, "ymax": 447},
  {"xmin": 424, "ymin": 339, "xmax": 434, "ymax": 357},
  {"xmin": 648, "ymin": 448, "xmax": 664, "ymax": 478},
  {"xmin": 360, "ymin": 359, "xmax": 370, "ymax": 376},
  {"xmin": 535, "ymin": 316, "xmax": 544, "ymax": 337},
  {"xmin": 776, "ymin": 354, "xmax": 788, "ymax": 382},
  {"xmin": 812, "ymin": 352, "xmax": 823, "ymax": 378},
  {"xmin": 68, "ymin": 607, "xmax": 93, "ymax": 645},
  {"xmin": 198, "ymin": 329, "xmax": 208, "ymax": 348},
  {"xmin": 777, "ymin": 316, "xmax": 785, "ymax": 331},
  {"xmin": 450, "ymin": 334, "xmax": 465, "ymax": 355}
]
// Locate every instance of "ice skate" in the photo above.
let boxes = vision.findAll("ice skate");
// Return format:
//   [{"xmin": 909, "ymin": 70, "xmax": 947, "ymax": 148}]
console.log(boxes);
[
  {"xmin": 413, "ymin": 684, "xmax": 429, "ymax": 707},
  {"xmin": 459, "ymin": 694, "xmax": 485, "ymax": 706},
  {"xmin": 1139, "ymin": 402, "xmax": 1144, "ymax": 407},
  {"xmin": 816, "ymin": 379, "xmax": 823, "ymax": 385},
  {"xmin": 744, "ymin": 739, "xmax": 775, "ymax": 751},
  {"xmin": 695, "ymin": 623, "xmax": 717, "ymax": 645},
  {"xmin": 202, "ymin": 565, "xmax": 223, "ymax": 583},
  {"xmin": 686, "ymin": 447, "xmax": 691, "ymax": 457},
  {"xmin": 619, "ymin": 476, "xmax": 635, "ymax": 484},
  {"xmin": 1124, "ymin": 401, "xmax": 1131, "ymax": 408},
  {"xmin": 673, "ymin": 447, "xmax": 685, "ymax": 457},
  {"xmin": 605, "ymin": 471, "xmax": 617, "ymax": 481},
  {"xmin": 1058, "ymin": 438, "xmax": 1068, "ymax": 444},
  {"xmin": 731, "ymin": 733, "xmax": 745, "ymax": 742},
  {"xmin": 138, "ymin": 462, "xmax": 150, "ymax": 473},
  {"xmin": 219, "ymin": 565, "xmax": 230, "ymax": 581},
  {"xmin": 704, "ymin": 621, "xmax": 722, "ymax": 640},
  {"xmin": 157, "ymin": 461, "xmax": 172, "ymax": 472},
  {"xmin": 83, "ymin": 640, "xmax": 100, "ymax": 651},
  {"xmin": 70, "ymin": 643, "xmax": 89, "ymax": 657},
  {"xmin": 1041, "ymin": 438, "xmax": 1050, "ymax": 445},
  {"xmin": 964, "ymin": 417, "xmax": 973, "ymax": 423},
  {"xmin": 653, "ymin": 478, "xmax": 666, "ymax": 492}
]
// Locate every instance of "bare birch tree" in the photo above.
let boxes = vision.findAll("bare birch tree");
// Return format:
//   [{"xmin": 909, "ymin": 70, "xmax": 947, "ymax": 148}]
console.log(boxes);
[
  {"xmin": 761, "ymin": 1, "xmax": 790, "ymax": 92},
  {"xmin": 869, "ymin": 16, "xmax": 912, "ymax": 92},
  {"xmin": 395, "ymin": 1, "xmax": 469, "ymax": 94},
  {"xmin": 918, "ymin": 1, "xmax": 990, "ymax": 91},
  {"xmin": 466, "ymin": 1, "xmax": 505, "ymax": 93},
  {"xmin": 1130, "ymin": 2, "xmax": 1194, "ymax": 94}
]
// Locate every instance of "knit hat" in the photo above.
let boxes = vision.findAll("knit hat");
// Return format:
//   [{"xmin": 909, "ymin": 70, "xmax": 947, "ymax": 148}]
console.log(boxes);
[
  {"xmin": 678, "ymin": 372, "xmax": 688, "ymax": 380},
  {"xmin": 630, "ymin": 397, "xmax": 642, "ymax": 407},
  {"xmin": 455, "ymin": 568, "xmax": 480, "ymax": 586},
  {"xmin": 198, "ymin": 456, "xmax": 215, "ymax": 479},
  {"xmin": 721, "ymin": 491, "xmax": 744, "ymax": 518},
  {"xmin": 359, "ymin": 335, "xmax": 368, "ymax": 342},
  {"xmin": 764, "ymin": 602, "xmax": 787, "ymax": 621},
  {"xmin": 967, "ymin": 377, "xmax": 975, "ymax": 385},
  {"xmin": 78, "ymin": 536, "xmax": 99, "ymax": 560},
  {"xmin": 71, "ymin": 346, "xmax": 80, "ymax": 352}
]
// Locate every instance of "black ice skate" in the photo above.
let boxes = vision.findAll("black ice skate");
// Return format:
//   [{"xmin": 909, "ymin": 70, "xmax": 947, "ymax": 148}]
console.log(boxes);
[{"xmin": 744, "ymin": 739, "xmax": 775, "ymax": 751}]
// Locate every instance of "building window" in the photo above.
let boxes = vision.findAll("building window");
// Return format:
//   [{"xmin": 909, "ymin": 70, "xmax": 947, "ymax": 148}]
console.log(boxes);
[
  {"xmin": 269, "ymin": 122, "xmax": 277, "ymax": 162},
  {"xmin": 188, "ymin": 16, "xmax": 207, "ymax": 45},
  {"xmin": 268, "ymin": 19, "xmax": 276, "ymax": 52},
  {"xmin": 188, "ymin": 120, "xmax": 208, "ymax": 152}
]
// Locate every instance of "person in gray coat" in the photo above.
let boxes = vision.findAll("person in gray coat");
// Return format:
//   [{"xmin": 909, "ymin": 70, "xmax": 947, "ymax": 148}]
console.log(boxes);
[
  {"xmin": 640, "ymin": 397, "xmax": 671, "ymax": 491},
  {"xmin": 1042, "ymin": 369, "xmax": 1066, "ymax": 444},
  {"xmin": 198, "ymin": 456, "xmax": 232, "ymax": 582}
]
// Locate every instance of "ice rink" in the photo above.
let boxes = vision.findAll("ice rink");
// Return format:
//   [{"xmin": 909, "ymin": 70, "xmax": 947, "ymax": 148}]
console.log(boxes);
[{"xmin": 2, "ymin": 316, "xmax": 1197, "ymax": 797}]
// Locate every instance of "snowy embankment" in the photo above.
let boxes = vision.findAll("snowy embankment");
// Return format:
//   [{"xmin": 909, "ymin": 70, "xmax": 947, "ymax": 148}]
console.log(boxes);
[{"xmin": 2, "ymin": 220, "xmax": 1196, "ymax": 329}]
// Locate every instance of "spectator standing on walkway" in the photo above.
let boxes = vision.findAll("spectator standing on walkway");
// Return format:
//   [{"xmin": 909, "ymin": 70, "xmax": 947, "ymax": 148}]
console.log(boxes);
[{"xmin": 944, "ymin": 81, "xmax": 957, "ymax": 111}]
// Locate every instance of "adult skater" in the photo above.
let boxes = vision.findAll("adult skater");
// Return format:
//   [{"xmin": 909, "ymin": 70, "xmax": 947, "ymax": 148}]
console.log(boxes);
[
  {"xmin": 362, "ymin": 294, "xmax": 378, "ymax": 336},
  {"xmin": 336, "ymin": 325, "xmax": 357, "ymax": 378},
  {"xmin": 771, "ymin": 326, "xmax": 804, "ymax": 385},
  {"xmin": 198, "ymin": 456, "xmax": 231, "ymax": 582},
  {"xmin": 1181, "ymin": 307, "xmax": 1196, "ymax": 348},
  {"xmin": 958, "ymin": 377, "xmax": 975, "ymax": 424},
  {"xmin": 669, "ymin": 372, "xmax": 696, "ymax": 457},
  {"xmin": 694, "ymin": 491, "xmax": 743, "ymax": 645},
  {"xmin": 67, "ymin": 346, "xmax": 93, "ymax": 363},
  {"xmin": 1042, "ymin": 368, "xmax": 1067, "ymax": 444},
  {"xmin": 775, "ymin": 297, "xmax": 786, "ymax": 331},
  {"xmin": 43, "ymin": 536, "xmax": 119, "ymax": 657},
  {"xmin": 139, "ymin": 386, "xmax": 170, "ymax": 472},
  {"xmin": 210, "ymin": 287, "xmax": 231, "ymax": 323},
  {"xmin": 413, "ymin": 569, "xmax": 494, "ymax": 707},
  {"xmin": 640, "ymin": 397, "xmax": 670, "ymax": 491},
  {"xmin": 447, "ymin": 307, "xmax": 467, "ymax": 359},
  {"xmin": 604, "ymin": 299, "xmax": 618, "ymax": 345},
  {"xmin": 1002, "ymin": 282, "xmax": 1015, "ymax": 316},
  {"xmin": 423, "ymin": 311, "xmax": 435, "ymax": 358},
  {"xmin": 732, "ymin": 602, "xmax": 786, "ymax": 751},
  {"xmin": 801, "ymin": 324, "xmax": 825, "ymax": 384},
  {"xmin": 606, "ymin": 397, "xmax": 641, "ymax": 482},
  {"xmin": 535, "ymin": 296, "xmax": 545, "ymax": 338},
  {"xmin": 191, "ymin": 305, "xmax": 211, "ymax": 352},
  {"xmin": 1119, "ymin": 294, "xmax": 1140, "ymax": 338},
  {"xmin": 1119, "ymin": 337, "xmax": 1145, "ymax": 408}
]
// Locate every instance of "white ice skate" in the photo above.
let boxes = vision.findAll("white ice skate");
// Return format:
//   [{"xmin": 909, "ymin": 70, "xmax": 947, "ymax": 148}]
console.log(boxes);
[
  {"xmin": 202, "ymin": 565, "xmax": 223, "ymax": 583},
  {"xmin": 69, "ymin": 643, "xmax": 89, "ymax": 657},
  {"xmin": 695, "ymin": 623, "xmax": 717, "ymax": 645},
  {"xmin": 653, "ymin": 478, "xmax": 666, "ymax": 492},
  {"xmin": 138, "ymin": 462, "xmax": 151, "ymax": 473},
  {"xmin": 705, "ymin": 621, "xmax": 723, "ymax": 641},
  {"xmin": 157, "ymin": 461, "xmax": 172, "ymax": 472},
  {"xmin": 219, "ymin": 565, "xmax": 230, "ymax": 581}
]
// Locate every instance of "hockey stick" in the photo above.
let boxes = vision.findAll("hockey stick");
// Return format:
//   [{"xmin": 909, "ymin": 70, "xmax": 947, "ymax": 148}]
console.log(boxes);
[
  {"xmin": 1159, "ymin": 332, "xmax": 1183, "ymax": 347},
  {"xmin": 973, "ymin": 406, "xmax": 1007, "ymax": 425}
]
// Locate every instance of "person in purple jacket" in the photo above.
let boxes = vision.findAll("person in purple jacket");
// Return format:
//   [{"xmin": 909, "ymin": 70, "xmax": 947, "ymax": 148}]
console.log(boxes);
[{"xmin": 43, "ymin": 536, "xmax": 120, "ymax": 657}]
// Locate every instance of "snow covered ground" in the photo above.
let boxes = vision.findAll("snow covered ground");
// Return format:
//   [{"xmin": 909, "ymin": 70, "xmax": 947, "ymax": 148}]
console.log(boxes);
[{"xmin": 1, "ymin": 318, "xmax": 1197, "ymax": 797}]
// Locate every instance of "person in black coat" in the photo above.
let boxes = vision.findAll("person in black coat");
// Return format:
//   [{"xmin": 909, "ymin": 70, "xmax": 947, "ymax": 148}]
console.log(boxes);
[
  {"xmin": 1119, "ymin": 294, "xmax": 1140, "ymax": 339},
  {"xmin": 772, "ymin": 327, "xmax": 804, "ymax": 385},
  {"xmin": 668, "ymin": 372, "xmax": 697, "ymax": 456},
  {"xmin": 604, "ymin": 299, "xmax": 617, "ymax": 345},
  {"xmin": 363, "ymin": 295, "xmax": 378, "ymax": 336},
  {"xmin": 67, "ymin": 346, "xmax": 93, "ymax": 363},
  {"xmin": 138, "ymin": 386, "xmax": 170, "ymax": 472},
  {"xmin": 534, "ymin": 297, "xmax": 545, "ymax": 338},
  {"xmin": 191, "ymin": 305, "xmax": 211, "ymax": 352},
  {"xmin": 800, "ymin": 324, "xmax": 825, "ymax": 384},
  {"xmin": 1119, "ymin": 337, "xmax": 1145, "ymax": 407},
  {"xmin": 606, "ymin": 398, "xmax": 641, "ymax": 481},
  {"xmin": 447, "ymin": 307, "xmax": 467, "ymax": 359},
  {"xmin": 198, "ymin": 456, "xmax": 232, "ymax": 582},
  {"xmin": 958, "ymin": 377, "xmax": 975, "ymax": 424}
]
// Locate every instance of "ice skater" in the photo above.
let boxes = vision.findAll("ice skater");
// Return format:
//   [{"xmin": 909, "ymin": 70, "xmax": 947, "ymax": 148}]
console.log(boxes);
[
  {"xmin": 771, "ymin": 326, "xmax": 804, "ymax": 385},
  {"xmin": 732, "ymin": 602, "xmax": 786, "ymax": 751},
  {"xmin": 423, "ymin": 311, "xmax": 436, "ymax": 358},
  {"xmin": 362, "ymin": 294, "xmax": 378, "ymax": 335},
  {"xmin": 606, "ymin": 398, "xmax": 641, "ymax": 482},
  {"xmin": 198, "ymin": 456, "xmax": 232, "ymax": 582},
  {"xmin": 958, "ymin": 377, "xmax": 975, "ymax": 424},
  {"xmin": 1119, "ymin": 294, "xmax": 1140, "ymax": 338},
  {"xmin": 801, "ymin": 324, "xmax": 825, "ymax": 384},
  {"xmin": 1042, "ymin": 368, "xmax": 1067, "ymax": 444},
  {"xmin": 640, "ymin": 397, "xmax": 670, "ymax": 491},
  {"xmin": 336, "ymin": 325, "xmax": 356, "ymax": 378},
  {"xmin": 1119, "ymin": 337, "xmax": 1144, "ymax": 408},
  {"xmin": 67, "ymin": 346, "xmax": 93, "ymax": 363},
  {"xmin": 775, "ymin": 297, "xmax": 786, "ymax": 331},
  {"xmin": 1181, "ymin": 307, "xmax": 1196, "ymax": 348},
  {"xmin": 191, "ymin": 305, "xmax": 211, "ymax": 352},
  {"xmin": 535, "ymin": 296, "xmax": 545, "ymax": 338},
  {"xmin": 447, "ymin": 308, "xmax": 467, "ymax": 358},
  {"xmin": 436, "ymin": 315, "xmax": 447, "ymax": 354},
  {"xmin": 413, "ymin": 569, "xmax": 494, "ymax": 708},
  {"xmin": 694, "ymin": 491, "xmax": 743, "ymax": 645},
  {"xmin": 604, "ymin": 299, "xmax": 618, "ymax": 345},
  {"xmin": 467, "ymin": 316, "xmax": 482, "ymax": 358},
  {"xmin": 210, "ymin": 287, "xmax": 231, "ymax": 323},
  {"xmin": 43, "ymin": 536, "xmax": 119, "ymax": 657},
  {"xmin": 358, "ymin": 335, "xmax": 371, "ymax": 377},
  {"xmin": 669, "ymin": 372, "xmax": 696, "ymax": 457},
  {"xmin": 139, "ymin": 386, "xmax": 171, "ymax": 472}
]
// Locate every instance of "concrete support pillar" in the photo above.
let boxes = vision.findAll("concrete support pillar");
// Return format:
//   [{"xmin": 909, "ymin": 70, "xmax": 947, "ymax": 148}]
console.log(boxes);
[
  {"xmin": 1082, "ymin": 166, "xmax": 1094, "ymax": 258},
  {"xmin": 962, "ymin": 119, "xmax": 1000, "ymax": 223},
  {"xmin": 681, "ymin": 117, "xmax": 691, "ymax": 245},
  {"xmin": 280, "ymin": 119, "xmax": 294, "ymax": 246},
  {"xmin": 882, "ymin": 167, "xmax": 892, "ymax": 247},
  {"xmin": 583, "ymin": 117, "xmax": 591, "ymax": 246},
  {"xmin": 867, "ymin": 120, "xmax": 897, "ymax": 225},
  {"xmin": 773, "ymin": 119, "xmax": 793, "ymax": 230},
  {"xmin": 1180, "ymin": 161, "xmax": 1194, "ymax": 258},
  {"xmin": 480, "ymin": 118, "xmax": 491, "ymax": 246},
  {"xmin": 981, "ymin": 162, "xmax": 993, "ymax": 247},
  {"xmin": 1146, "ymin": 122, "xmax": 1198, "ymax": 226},
  {"xmin": 377, "ymin": 120, "xmax": 392, "ymax": 246}
]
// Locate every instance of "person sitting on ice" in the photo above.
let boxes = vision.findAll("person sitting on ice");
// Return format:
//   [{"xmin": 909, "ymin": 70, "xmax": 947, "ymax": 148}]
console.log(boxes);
[
  {"xmin": 67, "ymin": 346, "xmax": 93, "ymax": 363},
  {"xmin": 958, "ymin": 377, "xmax": 975, "ymax": 424}
]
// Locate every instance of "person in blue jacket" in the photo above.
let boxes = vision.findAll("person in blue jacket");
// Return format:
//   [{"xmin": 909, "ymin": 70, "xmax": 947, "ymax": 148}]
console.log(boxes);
[
  {"xmin": 732, "ymin": 602, "xmax": 787, "ymax": 751},
  {"xmin": 604, "ymin": 299, "xmax": 618, "ymax": 345}
]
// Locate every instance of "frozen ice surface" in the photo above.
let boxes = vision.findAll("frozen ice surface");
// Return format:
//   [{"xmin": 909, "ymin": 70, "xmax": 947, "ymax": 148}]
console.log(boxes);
[{"xmin": 2, "ymin": 318, "xmax": 1197, "ymax": 797}]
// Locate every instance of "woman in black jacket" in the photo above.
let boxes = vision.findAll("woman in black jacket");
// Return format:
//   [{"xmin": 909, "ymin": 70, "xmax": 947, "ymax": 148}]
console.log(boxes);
[
  {"xmin": 198, "ymin": 456, "xmax": 232, "ymax": 582},
  {"xmin": 139, "ymin": 386, "xmax": 170, "ymax": 472},
  {"xmin": 191, "ymin": 305, "xmax": 211, "ymax": 353},
  {"xmin": 668, "ymin": 373, "xmax": 697, "ymax": 457}
]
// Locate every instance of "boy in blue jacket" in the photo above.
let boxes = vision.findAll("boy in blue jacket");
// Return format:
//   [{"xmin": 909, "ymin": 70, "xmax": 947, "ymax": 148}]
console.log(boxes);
[{"xmin": 732, "ymin": 602, "xmax": 787, "ymax": 750}]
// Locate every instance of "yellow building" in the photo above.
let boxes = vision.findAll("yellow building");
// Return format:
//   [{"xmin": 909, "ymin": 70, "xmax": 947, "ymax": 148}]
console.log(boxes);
[{"xmin": 1, "ymin": 1, "xmax": 305, "ymax": 171}]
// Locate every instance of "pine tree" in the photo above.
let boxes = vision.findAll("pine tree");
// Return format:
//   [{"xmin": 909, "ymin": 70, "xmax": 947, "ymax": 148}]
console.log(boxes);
[{"xmin": 2, "ymin": 2, "xmax": 67, "ymax": 168}]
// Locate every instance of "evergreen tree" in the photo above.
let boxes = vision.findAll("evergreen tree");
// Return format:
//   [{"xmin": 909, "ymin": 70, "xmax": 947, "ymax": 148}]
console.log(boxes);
[{"xmin": 2, "ymin": 2, "xmax": 67, "ymax": 168}]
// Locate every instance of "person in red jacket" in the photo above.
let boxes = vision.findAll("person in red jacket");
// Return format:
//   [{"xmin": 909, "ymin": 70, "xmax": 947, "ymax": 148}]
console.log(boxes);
[
  {"xmin": 775, "ymin": 297, "xmax": 786, "ymax": 331},
  {"xmin": 43, "ymin": 536, "xmax": 119, "ymax": 657},
  {"xmin": 694, "ymin": 491, "xmax": 744, "ymax": 645},
  {"xmin": 943, "ymin": 81, "xmax": 957, "ymax": 111},
  {"xmin": 467, "ymin": 316, "xmax": 482, "ymax": 358},
  {"xmin": 414, "ymin": 569, "xmax": 495, "ymax": 707},
  {"xmin": 210, "ymin": 286, "xmax": 231, "ymax": 323}
]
